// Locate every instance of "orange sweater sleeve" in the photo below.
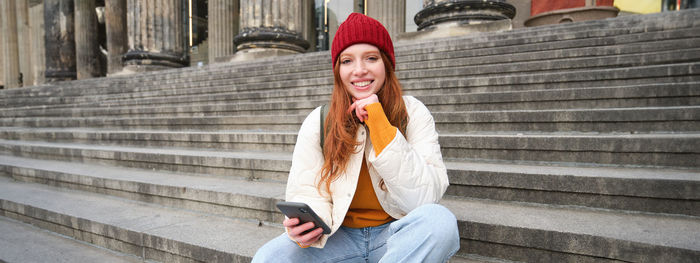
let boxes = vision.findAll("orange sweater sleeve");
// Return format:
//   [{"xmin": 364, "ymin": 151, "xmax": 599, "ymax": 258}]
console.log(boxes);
[{"xmin": 365, "ymin": 102, "xmax": 397, "ymax": 156}]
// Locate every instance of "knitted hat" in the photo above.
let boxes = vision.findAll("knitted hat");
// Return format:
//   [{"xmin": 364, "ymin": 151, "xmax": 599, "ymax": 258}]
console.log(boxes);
[{"xmin": 331, "ymin": 13, "xmax": 395, "ymax": 69}]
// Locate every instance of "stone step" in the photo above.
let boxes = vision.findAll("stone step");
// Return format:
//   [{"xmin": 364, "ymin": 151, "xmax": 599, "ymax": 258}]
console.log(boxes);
[
  {"xmin": 0, "ymin": 128, "xmax": 299, "ymax": 152},
  {"xmin": 0, "ymin": 155, "xmax": 286, "ymax": 223},
  {"xmin": 441, "ymin": 196, "xmax": 700, "ymax": 262},
  {"xmin": 6, "ymin": 82, "xmax": 698, "ymax": 118},
  {"xmin": 434, "ymin": 106, "xmax": 700, "ymax": 133},
  {"xmin": 2, "ymin": 84, "xmax": 330, "ymax": 112},
  {"xmin": 440, "ymin": 132, "xmax": 700, "ymax": 168},
  {"xmin": 0, "ymin": 216, "xmax": 142, "ymax": 263},
  {"xmin": 2, "ymin": 141, "xmax": 698, "ymax": 217},
  {"xmin": 1, "ymin": 165, "xmax": 698, "ymax": 262},
  {"xmin": 2, "ymin": 106, "xmax": 697, "ymax": 133},
  {"xmin": 1, "ymin": 127, "xmax": 697, "ymax": 168},
  {"xmin": 0, "ymin": 113, "xmax": 307, "ymax": 131},
  {"xmin": 0, "ymin": 139, "xmax": 292, "ymax": 183},
  {"xmin": 0, "ymin": 177, "xmax": 284, "ymax": 262},
  {"xmin": 444, "ymin": 160, "xmax": 700, "ymax": 217},
  {"xmin": 421, "ymin": 83, "xmax": 700, "ymax": 112}
]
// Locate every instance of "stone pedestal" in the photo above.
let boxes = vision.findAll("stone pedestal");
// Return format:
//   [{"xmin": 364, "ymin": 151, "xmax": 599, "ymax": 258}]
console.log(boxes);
[
  {"xmin": 123, "ymin": 0, "xmax": 187, "ymax": 72},
  {"xmin": 366, "ymin": 0, "xmax": 406, "ymax": 38},
  {"xmin": 44, "ymin": 0, "xmax": 77, "ymax": 82},
  {"xmin": 105, "ymin": 0, "xmax": 127, "ymax": 75},
  {"xmin": 415, "ymin": 0, "xmax": 516, "ymax": 31},
  {"xmin": 208, "ymin": 0, "xmax": 239, "ymax": 63},
  {"xmin": 2, "ymin": 0, "xmax": 22, "ymax": 88},
  {"xmin": 232, "ymin": 0, "xmax": 309, "ymax": 62},
  {"xmin": 75, "ymin": 0, "xmax": 101, "ymax": 79}
]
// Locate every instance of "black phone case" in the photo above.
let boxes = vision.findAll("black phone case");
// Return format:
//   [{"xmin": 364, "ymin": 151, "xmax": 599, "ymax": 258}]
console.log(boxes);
[{"xmin": 276, "ymin": 201, "xmax": 331, "ymax": 234}]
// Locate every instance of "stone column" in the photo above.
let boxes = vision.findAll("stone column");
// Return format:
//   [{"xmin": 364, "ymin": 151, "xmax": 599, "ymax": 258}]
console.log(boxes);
[
  {"xmin": 232, "ymin": 0, "xmax": 310, "ymax": 61},
  {"xmin": 0, "ymin": 6, "xmax": 4, "ymax": 87},
  {"xmin": 208, "ymin": 0, "xmax": 239, "ymax": 63},
  {"xmin": 123, "ymin": 0, "xmax": 187, "ymax": 72},
  {"xmin": 44, "ymin": 0, "xmax": 77, "ymax": 82},
  {"xmin": 29, "ymin": 1, "xmax": 46, "ymax": 85},
  {"xmin": 301, "ymin": 0, "xmax": 316, "ymax": 52},
  {"xmin": 366, "ymin": 0, "xmax": 406, "ymax": 38},
  {"xmin": 2, "ymin": 0, "xmax": 22, "ymax": 88},
  {"xmin": 105, "ymin": 0, "xmax": 128, "ymax": 75},
  {"xmin": 75, "ymin": 0, "xmax": 101, "ymax": 79},
  {"xmin": 17, "ymin": 0, "xmax": 33, "ymax": 86},
  {"xmin": 414, "ymin": 0, "xmax": 515, "ymax": 31}
]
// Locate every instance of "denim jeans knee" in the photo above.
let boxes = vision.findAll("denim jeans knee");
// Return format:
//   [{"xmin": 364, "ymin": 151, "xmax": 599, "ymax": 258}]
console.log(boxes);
[{"xmin": 379, "ymin": 204, "xmax": 460, "ymax": 263}]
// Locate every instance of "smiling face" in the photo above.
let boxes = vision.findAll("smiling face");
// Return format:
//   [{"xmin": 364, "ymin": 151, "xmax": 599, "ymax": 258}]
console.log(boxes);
[{"xmin": 338, "ymin": 43, "xmax": 386, "ymax": 100}]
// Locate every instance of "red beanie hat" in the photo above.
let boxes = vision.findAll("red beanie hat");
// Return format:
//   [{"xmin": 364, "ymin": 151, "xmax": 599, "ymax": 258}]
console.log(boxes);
[{"xmin": 331, "ymin": 13, "xmax": 395, "ymax": 69}]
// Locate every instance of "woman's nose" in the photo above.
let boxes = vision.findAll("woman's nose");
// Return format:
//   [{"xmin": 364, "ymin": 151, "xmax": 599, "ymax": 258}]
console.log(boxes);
[{"xmin": 353, "ymin": 62, "xmax": 368, "ymax": 75}]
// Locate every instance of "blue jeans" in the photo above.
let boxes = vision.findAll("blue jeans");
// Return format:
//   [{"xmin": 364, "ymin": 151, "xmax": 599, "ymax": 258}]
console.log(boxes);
[{"xmin": 252, "ymin": 204, "xmax": 460, "ymax": 263}]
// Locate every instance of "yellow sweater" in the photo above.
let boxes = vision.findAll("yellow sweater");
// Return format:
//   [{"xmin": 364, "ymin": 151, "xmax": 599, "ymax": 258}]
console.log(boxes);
[{"xmin": 342, "ymin": 102, "xmax": 397, "ymax": 228}]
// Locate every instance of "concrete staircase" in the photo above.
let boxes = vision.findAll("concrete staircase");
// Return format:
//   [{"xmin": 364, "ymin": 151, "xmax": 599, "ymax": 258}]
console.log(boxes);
[{"xmin": 1, "ymin": 9, "xmax": 699, "ymax": 262}]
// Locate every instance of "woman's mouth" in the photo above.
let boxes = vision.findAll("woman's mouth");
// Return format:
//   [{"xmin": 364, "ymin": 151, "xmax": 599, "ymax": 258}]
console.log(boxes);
[{"xmin": 352, "ymin": 80, "xmax": 373, "ymax": 88}]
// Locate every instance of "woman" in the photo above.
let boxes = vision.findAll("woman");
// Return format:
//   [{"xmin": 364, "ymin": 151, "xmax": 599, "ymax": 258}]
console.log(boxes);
[{"xmin": 253, "ymin": 13, "xmax": 459, "ymax": 262}]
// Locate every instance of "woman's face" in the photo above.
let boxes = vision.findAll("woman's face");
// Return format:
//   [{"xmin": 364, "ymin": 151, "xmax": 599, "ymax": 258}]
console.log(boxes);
[{"xmin": 338, "ymin": 43, "xmax": 386, "ymax": 100}]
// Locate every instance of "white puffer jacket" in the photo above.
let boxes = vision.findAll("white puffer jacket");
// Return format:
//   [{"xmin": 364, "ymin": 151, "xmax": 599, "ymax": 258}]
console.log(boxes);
[{"xmin": 285, "ymin": 96, "xmax": 449, "ymax": 248}]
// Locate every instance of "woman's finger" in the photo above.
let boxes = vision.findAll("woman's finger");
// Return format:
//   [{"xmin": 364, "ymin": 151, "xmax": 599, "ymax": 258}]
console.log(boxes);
[
  {"xmin": 356, "ymin": 107, "xmax": 367, "ymax": 122},
  {"xmin": 283, "ymin": 218, "xmax": 299, "ymax": 228},
  {"xmin": 297, "ymin": 227, "xmax": 324, "ymax": 245},
  {"xmin": 288, "ymin": 221, "xmax": 315, "ymax": 237},
  {"xmin": 347, "ymin": 102, "xmax": 357, "ymax": 115}
]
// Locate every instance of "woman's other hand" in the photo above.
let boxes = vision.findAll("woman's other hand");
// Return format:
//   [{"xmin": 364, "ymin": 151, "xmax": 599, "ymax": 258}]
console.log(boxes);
[
  {"xmin": 347, "ymin": 94, "xmax": 379, "ymax": 122},
  {"xmin": 283, "ymin": 217, "xmax": 324, "ymax": 247}
]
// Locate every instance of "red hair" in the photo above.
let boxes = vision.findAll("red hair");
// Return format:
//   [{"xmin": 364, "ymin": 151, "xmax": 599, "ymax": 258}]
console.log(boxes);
[{"xmin": 318, "ymin": 52, "xmax": 407, "ymax": 194}]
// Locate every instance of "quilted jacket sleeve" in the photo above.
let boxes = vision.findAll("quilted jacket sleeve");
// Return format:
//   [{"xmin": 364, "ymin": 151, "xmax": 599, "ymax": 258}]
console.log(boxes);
[{"xmin": 284, "ymin": 106, "xmax": 333, "ymax": 248}]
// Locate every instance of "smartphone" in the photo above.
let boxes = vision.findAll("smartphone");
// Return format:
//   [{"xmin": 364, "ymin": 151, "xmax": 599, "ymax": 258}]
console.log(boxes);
[{"xmin": 276, "ymin": 201, "xmax": 331, "ymax": 234}]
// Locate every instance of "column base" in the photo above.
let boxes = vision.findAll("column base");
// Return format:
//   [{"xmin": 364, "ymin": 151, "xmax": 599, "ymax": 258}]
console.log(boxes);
[
  {"xmin": 234, "ymin": 27, "xmax": 310, "ymax": 54},
  {"xmin": 396, "ymin": 19, "xmax": 512, "ymax": 42},
  {"xmin": 415, "ymin": 0, "xmax": 516, "ymax": 31}
]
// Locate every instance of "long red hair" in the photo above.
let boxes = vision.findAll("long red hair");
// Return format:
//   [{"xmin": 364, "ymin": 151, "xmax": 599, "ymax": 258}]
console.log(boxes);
[{"xmin": 318, "ymin": 51, "xmax": 407, "ymax": 194}]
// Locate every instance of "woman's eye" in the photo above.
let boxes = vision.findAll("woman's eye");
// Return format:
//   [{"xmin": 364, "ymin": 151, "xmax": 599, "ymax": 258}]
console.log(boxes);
[
  {"xmin": 341, "ymin": 59, "xmax": 351, "ymax": 64},
  {"xmin": 367, "ymin": 56, "xmax": 378, "ymax": 61}
]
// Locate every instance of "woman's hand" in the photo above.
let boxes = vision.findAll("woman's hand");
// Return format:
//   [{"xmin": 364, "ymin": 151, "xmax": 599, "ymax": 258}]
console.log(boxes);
[
  {"xmin": 284, "ymin": 217, "xmax": 324, "ymax": 247},
  {"xmin": 347, "ymin": 94, "xmax": 379, "ymax": 122}
]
